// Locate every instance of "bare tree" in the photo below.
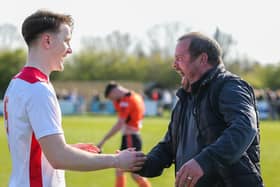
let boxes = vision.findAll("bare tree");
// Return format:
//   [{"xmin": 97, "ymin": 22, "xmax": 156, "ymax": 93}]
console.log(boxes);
[
  {"xmin": 105, "ymin": 30, "xmax": 131, "ymax": 53},
  {"xmin": 146, "ymin": 22, "xmax": 190, "ymax": 58},
  {"xmin": 81, "ymin": 31, "xmax": 132, "ymax": 53},
  {"xmin": 81, "ymin": 36, "xmax": 105, "ymax": 51},
  {"xmin": 213, "ymin": 27, "xmax": 236, "ymax": 62},
  {"xmin": 133, "ymin": 41, "xmax": 146, "ymax": 58}
]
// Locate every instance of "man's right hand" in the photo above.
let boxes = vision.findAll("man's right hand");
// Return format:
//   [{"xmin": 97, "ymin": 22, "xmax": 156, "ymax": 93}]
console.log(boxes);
[{"xmin": 115, "ymin": 148, "xmax": 146, "ymax": 171}]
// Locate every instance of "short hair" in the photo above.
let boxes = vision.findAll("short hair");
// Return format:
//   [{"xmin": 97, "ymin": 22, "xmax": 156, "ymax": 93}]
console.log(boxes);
[
  {"xmin": 178, "ymin": 32, "xmax": 222, "ymax": 65},
  {"xmin": 21, "ymin": 9, "xmax": 74, "ymax": 46},
  {"xmin": 104, "ymin": 82, "xmax": 118, "ymax": 98}
]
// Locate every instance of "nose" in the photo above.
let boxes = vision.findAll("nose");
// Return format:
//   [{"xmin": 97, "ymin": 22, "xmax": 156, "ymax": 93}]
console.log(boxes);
[{"xmin": 172, "ymin": 60, "xmax": 178, "ymax": 69}]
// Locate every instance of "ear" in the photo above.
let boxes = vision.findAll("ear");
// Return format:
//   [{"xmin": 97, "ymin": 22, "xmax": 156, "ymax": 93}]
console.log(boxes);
[
  {"xmin": 200, "ymin": 52, "xmax": 208, "ymax": 64},
  {"xmin": 41, "ymin": 33, "xmax": 51, "ymax": 49}
]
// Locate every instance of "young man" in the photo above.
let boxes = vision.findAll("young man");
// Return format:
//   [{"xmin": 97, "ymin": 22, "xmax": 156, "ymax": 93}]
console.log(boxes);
[
  {"xmin": 136, "ymin": 32, "xmax": 264, "ymax": 187},
  {"xmin": 98, "ymin": 82, "xmax": 151, "ymax": 187},
  {"xmin": 3, "ymin": 10, "xmax": 145, "ymax": 187}
]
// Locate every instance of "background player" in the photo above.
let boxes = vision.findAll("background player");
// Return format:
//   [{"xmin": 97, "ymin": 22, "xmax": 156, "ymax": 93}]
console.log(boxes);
[{"xmin": 98, "ymin": 82, "xmax": 151, "ymax": 187}]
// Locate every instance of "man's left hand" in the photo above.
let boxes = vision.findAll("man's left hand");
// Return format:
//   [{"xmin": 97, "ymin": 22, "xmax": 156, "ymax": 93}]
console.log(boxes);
[{"xmin": 175, "ymin": 159, "xmax": 204, "ymax": 187}]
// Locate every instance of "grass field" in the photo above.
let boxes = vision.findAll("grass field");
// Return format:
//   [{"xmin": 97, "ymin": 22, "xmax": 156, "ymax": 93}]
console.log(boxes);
[{"xmin": 0, "ymin": 115, "xmax": 279, "ymax": 187}]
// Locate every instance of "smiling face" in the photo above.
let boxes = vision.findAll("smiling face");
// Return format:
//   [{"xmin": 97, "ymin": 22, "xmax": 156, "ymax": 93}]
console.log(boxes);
[{"xmin": 48, "ymin": 23, "xmax": 72, "ymax": 72}]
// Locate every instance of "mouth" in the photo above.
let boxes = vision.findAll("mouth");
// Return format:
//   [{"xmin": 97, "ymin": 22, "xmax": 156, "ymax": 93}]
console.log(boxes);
[
  {"xmin": 61, "ymin": 55, "xmax": 67, "ymax": 61},
  {"xmin": 175, "ymin": 69, "xmax": 184, "ymax": 77}
]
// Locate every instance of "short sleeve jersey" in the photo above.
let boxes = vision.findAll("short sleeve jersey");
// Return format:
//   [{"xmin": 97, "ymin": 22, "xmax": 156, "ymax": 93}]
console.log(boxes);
[
  {"xmin": 113, "ymin": 92, "xmax": 145, "ymax": 131},
  {"xmin": 3, "ymin": 67, "xmax": 65, "ymax": 187}
]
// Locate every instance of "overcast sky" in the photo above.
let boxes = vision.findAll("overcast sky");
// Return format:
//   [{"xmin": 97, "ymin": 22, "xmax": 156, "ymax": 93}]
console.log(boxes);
[{"xmin": 0, "ymin": 0, "xmax": 279, "ymax": 64}]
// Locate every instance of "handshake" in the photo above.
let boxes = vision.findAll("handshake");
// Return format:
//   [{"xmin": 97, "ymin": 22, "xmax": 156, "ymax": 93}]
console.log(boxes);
[
  {"xmin": 113, "ymin": 147, "xmax": 146, "ymax": 172},
  {"xmin": 73, "ymin": 143, "xmax": 146, "ymax": 171}
]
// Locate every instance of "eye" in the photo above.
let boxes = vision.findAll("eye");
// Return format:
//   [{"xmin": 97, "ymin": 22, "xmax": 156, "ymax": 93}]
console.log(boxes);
[{"xmin": 176, "ymin": 56, "xmax": 183, "ymax": 61}]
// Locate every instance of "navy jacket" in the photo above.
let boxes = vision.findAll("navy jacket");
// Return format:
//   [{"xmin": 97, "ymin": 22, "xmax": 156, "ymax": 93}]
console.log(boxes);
[{"xmin": 137, "ymin": 64, "xmax": 264, "ymax": 187}]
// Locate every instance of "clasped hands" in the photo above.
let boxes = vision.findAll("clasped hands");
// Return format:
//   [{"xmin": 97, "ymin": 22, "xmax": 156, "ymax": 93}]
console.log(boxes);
[{"xmin": 114, "ymin": 147, "xmax": 146, "ymax": 171}]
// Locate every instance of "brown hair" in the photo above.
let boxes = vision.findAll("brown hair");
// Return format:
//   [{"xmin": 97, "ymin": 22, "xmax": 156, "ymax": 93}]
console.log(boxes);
[
  {"xmin": 21, "ymin": 9, "xmax": 73, "ymax": 46},
  {"xmin": 178, "ymin": 32, "xmax": 222, "ymax": 65}
]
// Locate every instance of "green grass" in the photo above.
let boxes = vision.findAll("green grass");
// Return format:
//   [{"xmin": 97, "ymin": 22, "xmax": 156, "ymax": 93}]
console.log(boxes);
[{"xmin": 0, "ymin": 116, "xmax": 279, "ymax": 187}]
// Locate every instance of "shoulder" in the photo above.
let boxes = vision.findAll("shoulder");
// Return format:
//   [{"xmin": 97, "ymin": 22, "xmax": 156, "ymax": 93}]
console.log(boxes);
[
  {"xmin": 131, "ymin": 92, "xmax": 144, "ymax": 101},
  {"xmin": 29, "ymin": 82, "xmax": 55, "ymax": 97},
  {"xmin": 218, "ymin": 73, "xmax": 253, "ymax": 94},
  {"xmin": 211, "ymin": 70, "xmax": 247, "ymax": 92},
  {"xmin": 216, "ymin": 76, "xmax": 255, "ymax": 108},
  {"xmin": 209, "ymin": 71, "xmax": 254, "ymax": 101},
  {"xmin": 22, "ymin": 83, "xmax": 57, "ymax": 110}
]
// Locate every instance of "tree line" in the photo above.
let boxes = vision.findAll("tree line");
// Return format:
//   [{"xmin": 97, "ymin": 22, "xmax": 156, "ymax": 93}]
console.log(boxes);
[{"xmin": 0, "ymin": 23, "xmax": 280, "ymax": 98}]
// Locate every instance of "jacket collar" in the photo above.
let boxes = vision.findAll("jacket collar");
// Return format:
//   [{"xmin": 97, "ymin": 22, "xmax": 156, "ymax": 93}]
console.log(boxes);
[
  {"xmin": 176, "ymin": 87, "xmax": 190, "ymax": 100},
  {"xmin": 191, "ymin": 63, "xmax": 225, "ymax": 94}
]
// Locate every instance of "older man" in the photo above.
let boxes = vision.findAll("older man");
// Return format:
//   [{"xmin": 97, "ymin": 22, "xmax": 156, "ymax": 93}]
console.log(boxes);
[{"xmin": 136, "ymin": 32, "xmax": 264, "ymax": 187}]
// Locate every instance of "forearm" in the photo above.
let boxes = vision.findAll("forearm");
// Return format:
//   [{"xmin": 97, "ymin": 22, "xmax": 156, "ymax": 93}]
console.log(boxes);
[
  {"xmin": 195, "ymin": 121, "xmax": 257, "ymax": 173},
  {"xmin": 102, "ymin": 126, "xmax": 121, "ymax": 143},
  {"xmin": 137, "ymin": 114, "xmax": 176, "ymax": 177},
  {"xmin": 51, "ymin": 144, "xmax": 118, "ymax": 171},
  {"xmin": 100, "ymin": 121, "xmax": 123, "ymax": 146},
  {"xmin": 195, "ymin": 111, "xmax": 257, "ymax": 174},
  {"xmin": 136, "ymin": 142, "xmax": 173, "ymax": 177},
  {"xmin": 40, "ymin": 135, "xmax": 118, "ymax": 171}
]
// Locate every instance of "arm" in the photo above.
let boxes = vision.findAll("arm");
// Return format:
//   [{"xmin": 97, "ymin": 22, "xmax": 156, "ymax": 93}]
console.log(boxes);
[
  {"xmin": 136, "ymin": 108, "xmax": 177, "ymax": 177},
  {"xmin": 27, "ymin": 87, "xmax": 145, "ymax": 171},
  {"xmin": 136, "ymin": 139, "xmax": 174, "ymax": 177},
  {"xmin": 195, "ymin": 80, "xmax": 258, "ymax": 175},
  {"xmin": 39, "ymin": 134, "xmax": 145, "ymax": 171},
  {"xmin": 98, "ymin": 118, "xmax": 125, "ymax": 148}
]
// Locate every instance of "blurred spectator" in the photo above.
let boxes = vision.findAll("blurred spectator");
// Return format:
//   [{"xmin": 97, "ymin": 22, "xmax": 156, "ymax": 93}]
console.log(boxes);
[
  {"xmin": 91, "ymin": 90, "xmax": 100, "ymax": 103},
  {"xmin": 265, "ymin": 89, "xmax": 278, "ymax": 120},
  {"xmin": 161, "ymin": 89, "xmax": 173, "ymax": 109},
  {"xmin": 255, "ymin": 89, "xmax": 269, "ymax": 120},
  {"xmin": 151, "ymin": 89, "xmax": 160, "ymax": 101}
]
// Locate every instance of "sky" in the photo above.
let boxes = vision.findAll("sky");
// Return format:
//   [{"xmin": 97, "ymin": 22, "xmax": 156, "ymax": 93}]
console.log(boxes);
[{"xmin": 0, "ymin": 0, "xmax": 279, "ymax": 64}]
